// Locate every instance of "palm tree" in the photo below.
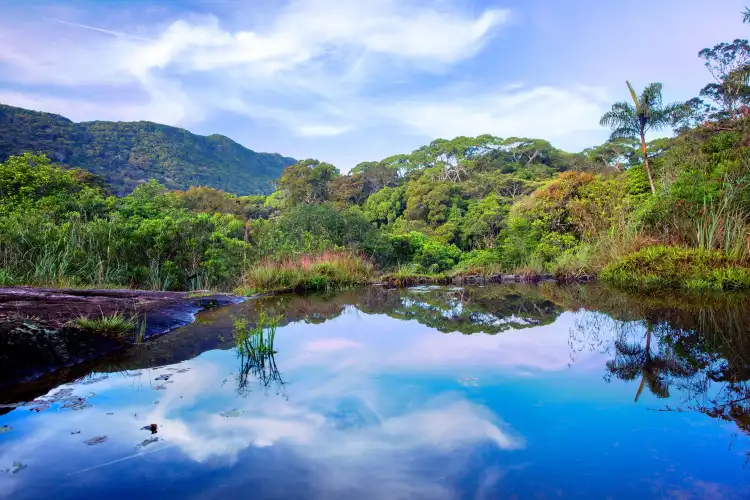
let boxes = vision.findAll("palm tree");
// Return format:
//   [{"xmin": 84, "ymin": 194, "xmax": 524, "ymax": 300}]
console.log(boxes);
[
  {"xmin": 606, "ymin": 321, "xmax": 695, "ymax": 402},
  {"xmin": 600, "ymin": 82, "xmax": 683, "ymax": 194}
]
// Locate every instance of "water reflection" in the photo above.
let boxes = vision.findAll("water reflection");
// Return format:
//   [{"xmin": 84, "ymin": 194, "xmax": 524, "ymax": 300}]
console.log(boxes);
[
  {"xmin": 232, "ymin": 311, "xmax": 287, "ymax": 399},
  {"xmin": 1, "ymin": 284, "xmax": 750, "ymax": 499}
]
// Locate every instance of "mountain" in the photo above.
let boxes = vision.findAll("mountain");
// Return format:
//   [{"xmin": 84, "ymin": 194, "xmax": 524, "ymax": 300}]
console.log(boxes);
[{"xmin": 0, "ymin": 104, "xmax": 296, "ymax": 195}]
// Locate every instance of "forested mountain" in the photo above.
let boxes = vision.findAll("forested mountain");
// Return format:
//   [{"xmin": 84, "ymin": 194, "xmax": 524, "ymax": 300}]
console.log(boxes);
[{"xmin": 0, "ymin": 104, "xmax": 296, "ymax": 195}]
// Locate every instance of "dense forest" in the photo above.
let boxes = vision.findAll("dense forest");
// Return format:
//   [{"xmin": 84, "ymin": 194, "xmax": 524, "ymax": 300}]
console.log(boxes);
[
  {"xmin": 1, "ymin": 11, "xmax": 750, "ymax": 293},
  {"xmin": 0, "ymin": 104, "xmax": 296, "ymax": 195}
]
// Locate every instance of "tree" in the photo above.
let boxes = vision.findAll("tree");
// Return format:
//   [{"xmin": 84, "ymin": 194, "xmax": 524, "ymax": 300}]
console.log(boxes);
[
  {"xmin": 698, "ymin": 39, "xmax": 750, "ymax": 118},
  {"xmin": 599, "ymin": 82, "xmax": 683, "ymax": 194},
  {"xmin": 278, "ymin": 159, "xmax": 340, "ymax": 205}
]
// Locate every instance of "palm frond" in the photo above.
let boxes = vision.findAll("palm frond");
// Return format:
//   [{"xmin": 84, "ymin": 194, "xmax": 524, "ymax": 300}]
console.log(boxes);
[
  {"xmin": 644, "ymin": 101, "xmax": 686, "ymax": 131},
  {"xmin": 614, "ymin": 339, "xmax": 645, "ymax": 357},
  {"xmin": 626, "ymin": 80, "xmax": 639, "ymax": 107},
  {"xmin": 608, "ymin": 126, "xmax": 639, "ymax": 141},
  {"xmin": 743, "ymin": 7, "xmax": 750, "ymax": 24},
  {"xmin": 606, "ymin": 359, "xmax": 642, "ymax": 380},
  {"xmin": 599, "ymin": 103, "xmax": 635, "ymax": 128},
  {"xmin": 641, "ymin": 82, "xmax": 664, "ymax": 109}
]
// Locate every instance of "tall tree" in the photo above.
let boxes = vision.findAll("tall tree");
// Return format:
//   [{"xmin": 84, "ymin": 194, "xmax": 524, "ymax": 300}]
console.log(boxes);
[{"xmin": 599, "ymin": 82, "xmax": 683, "ymax": 194}]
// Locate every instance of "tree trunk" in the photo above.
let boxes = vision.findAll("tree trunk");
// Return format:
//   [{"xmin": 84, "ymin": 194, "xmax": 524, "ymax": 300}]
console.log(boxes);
[
  {"xmin": 634, "ymin": 323, "xmax": 653, "ymax": 403},
  {"xmin": 639, "ymin": 131, "xmax": 656, "ymax": 194}
]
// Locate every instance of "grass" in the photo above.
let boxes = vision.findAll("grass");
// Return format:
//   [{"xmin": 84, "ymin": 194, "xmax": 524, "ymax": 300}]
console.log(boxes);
[
  {"xmin": 233, "ymin": 311, "xmax": 279, "ymax": 356},
  {"xmin": 379, "ymin": 263, "xmax": 448, "ymax": 286},
  {"xmin": 239, "ymin": 251, "xmax": 374, "ymax": 294},
  {"xmin": 601, "ymin": 245, "xmax": 750, "ymax": 291},
  {"xmin": 73, "ymin": 312, "xmax": 137, "ymax": 341},
  {"xmin": 548, "ymin": 246, "xmax": 595, "ymax": 281}
]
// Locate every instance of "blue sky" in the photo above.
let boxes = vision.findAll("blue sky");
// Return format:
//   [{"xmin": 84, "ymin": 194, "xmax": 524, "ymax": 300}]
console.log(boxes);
[{"xmin": 1, "ymin": 0, "xmax": 747, "ymax": 170}]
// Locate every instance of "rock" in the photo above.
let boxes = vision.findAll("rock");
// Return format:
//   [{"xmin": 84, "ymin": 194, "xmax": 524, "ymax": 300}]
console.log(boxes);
[{"xmin": 0, "ymin": 287, "xmax": 242, "ymax": 385}]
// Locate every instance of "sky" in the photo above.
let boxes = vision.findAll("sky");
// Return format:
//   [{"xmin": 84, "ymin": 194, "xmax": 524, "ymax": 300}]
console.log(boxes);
[{"xmin": 0, "ymin": 0, "xmax": 748, "ymax": 171}]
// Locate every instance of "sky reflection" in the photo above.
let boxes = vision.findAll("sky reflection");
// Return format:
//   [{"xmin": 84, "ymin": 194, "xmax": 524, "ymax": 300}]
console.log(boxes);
[{"xmin": 1, "ymin": 287, "xmax": 749, "ymax": 499}]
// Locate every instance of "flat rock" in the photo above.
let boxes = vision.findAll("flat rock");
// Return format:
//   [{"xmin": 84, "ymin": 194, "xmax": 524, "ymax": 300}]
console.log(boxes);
[{"xmin": 0, "ymin": 287, "xmax": 242, "ymax": 385}]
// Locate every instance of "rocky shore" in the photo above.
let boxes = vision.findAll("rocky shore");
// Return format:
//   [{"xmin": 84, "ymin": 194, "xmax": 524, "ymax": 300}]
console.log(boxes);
[{"xmin": 0, "ymin": 287, "xmax": 242, "ymax": 384}]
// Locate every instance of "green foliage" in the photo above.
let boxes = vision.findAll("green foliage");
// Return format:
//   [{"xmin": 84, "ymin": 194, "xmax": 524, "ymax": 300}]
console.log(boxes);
[
  {"xmin": 601, "ymin": 245, "xmax": 750, "ymax": 291},
  {"xmin": 277, "ymin": 159, "xmax": 340, "ymax": 204},
  {"xmin": 363, "ymin": 186, "xmax": 406, "ymax": 227},
  {"xmin": 5, "ymin": 15, "xmax": 750, "ymax": 293},
  {"xmin": 0, "ymin": 104, "xmax": 295, "ymax": 195},
  {"xmin": 0, "ymin": 154, "xmax": 248, "ymax": 289}
]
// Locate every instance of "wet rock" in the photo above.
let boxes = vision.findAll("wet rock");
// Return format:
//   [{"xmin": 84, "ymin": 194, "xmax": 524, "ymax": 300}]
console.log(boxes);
[{"xmin": 0, "ymin": 287, "xmax": 242, "ymax": 385}]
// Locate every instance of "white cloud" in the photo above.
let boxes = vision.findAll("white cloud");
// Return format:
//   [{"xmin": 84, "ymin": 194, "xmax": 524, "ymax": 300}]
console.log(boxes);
[
  {"xmin": 379, "ymin": 85, "xmax": 610, "ymax": 147},
  {"xmin": 0, "ymin": 0, "xmax": 510, "ymax": 144}
]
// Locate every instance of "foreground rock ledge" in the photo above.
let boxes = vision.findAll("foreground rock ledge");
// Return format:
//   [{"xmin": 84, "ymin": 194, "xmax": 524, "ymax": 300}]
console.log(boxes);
[{"xmin": 0, "ymin": 287, "xmax": 241, "ymax": 384}]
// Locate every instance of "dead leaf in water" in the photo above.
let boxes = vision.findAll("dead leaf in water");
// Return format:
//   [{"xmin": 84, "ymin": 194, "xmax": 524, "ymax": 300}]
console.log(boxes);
[
  {"xmin": 84, "ymin": 436, "xmax": 108, "ymax": 446},
  {"xmin": 136, "ymin": 437, "xmax": 159, "ymax": 449}
]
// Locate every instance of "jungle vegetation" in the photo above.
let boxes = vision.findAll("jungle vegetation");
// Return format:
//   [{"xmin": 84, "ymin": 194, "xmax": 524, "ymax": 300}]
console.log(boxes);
[{"xmin": 1, "ymin": 10, "xmax": 750, "ymax": 293}]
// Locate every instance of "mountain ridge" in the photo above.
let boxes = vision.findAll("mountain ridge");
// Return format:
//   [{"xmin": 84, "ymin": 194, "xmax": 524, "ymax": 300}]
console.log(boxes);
[{"xmin": 0, "ymin": 103, "xmax": 296, "ymax": 195}]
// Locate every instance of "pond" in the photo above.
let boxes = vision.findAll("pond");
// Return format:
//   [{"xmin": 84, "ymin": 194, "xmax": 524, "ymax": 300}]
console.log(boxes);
[{"xmin": 1, "ymin": 284, "xmax": 749, "ymax": 499}]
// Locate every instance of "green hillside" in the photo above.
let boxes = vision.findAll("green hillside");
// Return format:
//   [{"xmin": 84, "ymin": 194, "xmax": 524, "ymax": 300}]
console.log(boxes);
[{"xmin": 0, "ymin": 104, "xmax": 295, "ymax": 195}]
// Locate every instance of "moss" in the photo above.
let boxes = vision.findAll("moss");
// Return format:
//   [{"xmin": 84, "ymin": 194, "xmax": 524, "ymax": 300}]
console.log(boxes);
[{"xmin": 601, "ymin": 245, "xmax": 750, "ymax": 291}]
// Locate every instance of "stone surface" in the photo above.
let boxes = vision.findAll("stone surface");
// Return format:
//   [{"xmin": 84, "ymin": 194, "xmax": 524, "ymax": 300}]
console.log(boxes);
[{"xmin": 0, "ymin": 287, "xmax": 242, "ymax": 385}]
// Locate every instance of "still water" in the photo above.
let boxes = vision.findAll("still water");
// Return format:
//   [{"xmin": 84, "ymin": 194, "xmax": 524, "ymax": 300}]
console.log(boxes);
[{"xmin": 1, "ymin": 284, "xmax": 749, "ymax": 499}]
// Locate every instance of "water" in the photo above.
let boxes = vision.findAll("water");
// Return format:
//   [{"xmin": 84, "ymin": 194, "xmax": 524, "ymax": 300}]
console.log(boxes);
[{"xmin": 1, "ymin": 284, "xmax": 749, "ymax": 499}]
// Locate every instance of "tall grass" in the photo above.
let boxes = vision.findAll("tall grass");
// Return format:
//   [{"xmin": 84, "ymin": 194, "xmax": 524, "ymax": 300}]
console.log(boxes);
[
  {"xmin": 74, "ymin": 312, "xmax": 136, "ymax": 341},
  {"xmin": 233, "ymin": 310, "xmax": 286, "ymax": 397},
  {"xmin": 695, "ymin": 184, "xmax": 750, "ymax": 263},
  {"xmin": 601, "ymin": 245, "xmax": 750, "ymax": 291},
  {"xmin": 240, "ymin": 251, "xmax": 374, "ymax": 294},
  {"xmin": 233, "ymin": 311, "xmax": 279, "ymax": 356}
]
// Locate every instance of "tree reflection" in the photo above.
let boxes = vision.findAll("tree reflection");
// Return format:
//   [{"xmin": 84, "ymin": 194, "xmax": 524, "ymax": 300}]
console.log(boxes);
[
  {"xmin": 605, "ymin": 321, "xmax": 695, "ymax": 401},
  {"xmin": 569, "ymin": 289, "xmax": 750, "ymax": 458},
  {"xmin": 252, "ymin": 285, "xmax": 564, "ymax": 335}
]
